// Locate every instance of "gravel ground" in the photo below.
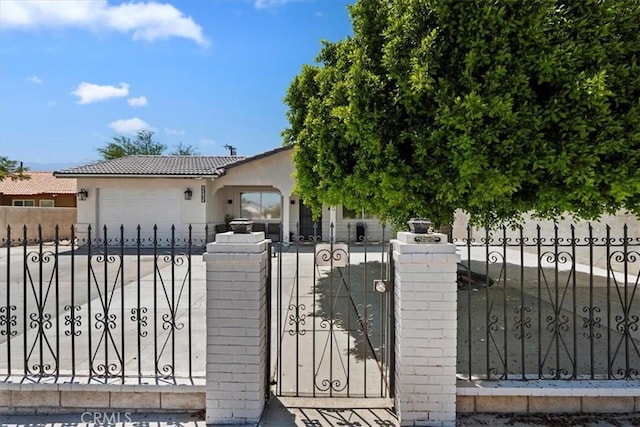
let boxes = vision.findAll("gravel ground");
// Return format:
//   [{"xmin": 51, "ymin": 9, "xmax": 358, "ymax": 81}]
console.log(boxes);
[{"xmin": 457, "ymin": 413, "xmax": 640, "ymax": 426}]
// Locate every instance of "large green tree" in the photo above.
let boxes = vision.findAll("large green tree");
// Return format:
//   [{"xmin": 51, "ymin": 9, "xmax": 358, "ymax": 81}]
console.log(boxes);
[
  {"xmin": 98, "ymin": 131, "xmax": 201, "ymax": 160},
  {"xmin": 98, "ymin": 130, "xmax": 167, "ymax": 160},
  {"xmin": 0, "ymin": 156, "xmax": 29, "ymax": 181},
  {"xmin": 284, "ymin": 0, "xmax": 640, "ymax": 227}
]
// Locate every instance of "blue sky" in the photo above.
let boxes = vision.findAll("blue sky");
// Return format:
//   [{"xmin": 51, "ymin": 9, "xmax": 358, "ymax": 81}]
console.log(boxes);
[{"xmin": 0, "ymin": 0, "xmax": 354, "ymax": 167}]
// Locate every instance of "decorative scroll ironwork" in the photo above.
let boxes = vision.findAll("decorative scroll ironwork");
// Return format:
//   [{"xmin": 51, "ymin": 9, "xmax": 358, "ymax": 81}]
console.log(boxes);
[
  {"xmin": 88, "ymin": 238, "xmax": 124, "ymax": 379},
  {"xmin": 582, "ymin": 307, "xmax": 602, "ymax": 339},
  {"xmin": 315, "ymin": 245, "xmax": 349, "ymax": 268},
  {"xmin": 514, "ymin": 306, "xmax": 532, "ymax": 340},
  {"xmin": 130, "ymin": 307, "xmax": 148, "ymax": 337},
  {"xmin": 356, "ymin": 303, "xmax": 373, "ymax": 337},
  {"xmin": 64, "ymin": 305, "xmax": 82, "ymax": 337},
  {"xmin": 608, "ymin": 247, "xmax": 640, "ymax": 380},
  {"xmin": 294, "ymin": 221, "xmax": 323, "ymax": 243},
  {"xmin": 1, "ymin": 223, "xmax": 204, "ymax": 383},
  {"xmin": 315, "ymin": 310, "xmax": 349, "ymax": 393},
  {"xmin": 0, "ymin": 306, "xmax": 17, "ymax": 336},
  {"xmin": 456, "ymin": 223, "xmax": 640, "ymax": 382},
  {"xmin": 273, "ymin": 222, "xmax": 393, "ymax": 398},
  {"xmin": 483, "ymin": 246, "xmax": 508, "ymax": 380},
  {"xmin": 153, "ymin": 250, "xmax": 189, "ymax": 377},
  {"xmin": 24, "ymin": 247, "xmax": 58, "ymax": 377},
  {"xmin": 288, "ymin": 304, "xmax": 307, "ymax": 336},
  {"xmin": 539, "ymin": 250, "xmax": 575, "ymax": 379}
]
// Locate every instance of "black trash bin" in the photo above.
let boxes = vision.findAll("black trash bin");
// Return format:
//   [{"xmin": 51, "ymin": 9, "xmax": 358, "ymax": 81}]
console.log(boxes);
[{"xmin": 356, "ymin": 222, "xmax": 365, "ymax": 242}]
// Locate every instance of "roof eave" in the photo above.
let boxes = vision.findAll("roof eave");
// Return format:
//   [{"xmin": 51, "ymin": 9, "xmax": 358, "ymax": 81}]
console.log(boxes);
[
  {"xmin": 222, "ymin": 145, "xmax": 293, "ymax": 171},
  {"xmin": 53, "ymin": 173, "xmax": 216, "ymax": 179}
]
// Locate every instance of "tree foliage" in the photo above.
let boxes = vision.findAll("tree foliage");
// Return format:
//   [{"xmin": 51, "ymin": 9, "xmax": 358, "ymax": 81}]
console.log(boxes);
[
  {"xmin": 98, "ymin": 130, "xmax": 167, "ymax": 160},
  {"xmin": 0, "ymin": 156, "xmax": 29, "ymax": 181},
  {"xmin": 283, "ymin": 0, "xmax": 640, "ymax": 227},
  {"xmin": 170, "ymin": 142, "xmax": 200, "ymax": 156},
  {"xmin": 98, "ymin": 131, "xmax": 201, "ymax": 159}
]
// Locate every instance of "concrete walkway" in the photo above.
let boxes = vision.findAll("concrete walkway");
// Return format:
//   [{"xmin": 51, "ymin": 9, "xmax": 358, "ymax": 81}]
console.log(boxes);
[
  {"xmin": 3, "ymin": 401, "xmax": 640, "ymax": 426},
  {"xmin": 0, "ymin": 397, "xmax": 398, "ymax": 426}
]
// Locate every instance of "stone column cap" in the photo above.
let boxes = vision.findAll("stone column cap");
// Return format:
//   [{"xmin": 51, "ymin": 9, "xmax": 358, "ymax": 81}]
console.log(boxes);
[{"xmin": 213, "ymin": 231, "xmax": 266, "ymax": 244}]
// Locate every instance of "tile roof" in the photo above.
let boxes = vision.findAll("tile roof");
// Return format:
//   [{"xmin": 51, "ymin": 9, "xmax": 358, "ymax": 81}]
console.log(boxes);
[
  {"xmin": 0, "ymin": 172, "xmax": 77, "ymax": 195},
  {"xmin": 54, "ymin": 155, "xmax": 245, "ymax": 177},
  {"xmin": 222, "ymin": 145, "xmax": 293, "ymax": 171}
]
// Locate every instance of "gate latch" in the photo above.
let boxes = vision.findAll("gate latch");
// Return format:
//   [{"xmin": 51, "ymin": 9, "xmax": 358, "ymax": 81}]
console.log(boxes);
[{"xmin": 373, "ymin": 279, "xmax": 392, "ymax": 293}]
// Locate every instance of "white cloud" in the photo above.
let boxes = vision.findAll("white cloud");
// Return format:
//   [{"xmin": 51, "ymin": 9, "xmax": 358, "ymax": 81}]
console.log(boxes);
[
  {"xmin": 28, "ymin": 75, "xmax": 42, "ymax": 84},
  {"xmin": 0, "ymin": 1, "xmax": 208, "ymax": 47},
  {"xmin": 165, "ymin": 127, "xmax": 185, "ymax": 136},
  {"xmin": 128, "ymin": 96, "xmax": 148, "ymax": 107},
  {"xmin": 72, "ymin": 82, "xmax": 129, "ymax": 104},
  {"xmin": 109, "ymin": 117, "xmax": 152, "ymax": 134},
  {"xmin": 255, "ymin": 0, "xmax": 287, "ymax": 8},
  {"xmin": 254, "ymin": 0, "xmax": 302, "ymax": 8}
]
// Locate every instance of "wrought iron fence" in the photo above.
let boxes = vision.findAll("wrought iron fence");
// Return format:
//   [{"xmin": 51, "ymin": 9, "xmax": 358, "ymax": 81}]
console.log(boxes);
[
  {"xmin": 272, "ymin": 222, "xmax": 394, "ymax": 398},
  {"xmin": 0, "ymin": 224, "xmax": 208, "ymax": 384},
  {"xmin": 456, "ymin": 223, "xmax": 640, "ymax": 381}
]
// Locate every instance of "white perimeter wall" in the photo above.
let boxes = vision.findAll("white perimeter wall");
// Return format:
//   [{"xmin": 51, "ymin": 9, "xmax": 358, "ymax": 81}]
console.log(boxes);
[{"xmin": 452, "ymin": 210, "xmax": 640, "ymax": 271}]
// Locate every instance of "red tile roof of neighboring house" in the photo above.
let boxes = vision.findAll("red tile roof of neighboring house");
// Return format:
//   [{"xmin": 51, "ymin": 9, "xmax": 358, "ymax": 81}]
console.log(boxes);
[{"xmin": 0, "ymin": 172, "xmax": 77, "ymax": 195}]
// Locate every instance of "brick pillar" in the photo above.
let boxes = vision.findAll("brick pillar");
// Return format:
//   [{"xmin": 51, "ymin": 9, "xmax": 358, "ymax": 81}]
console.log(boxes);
[
  {"xmin": 203, "ymin": 231, "xmax": 269, "ymax": 425},
  {"xmin": 392, "ymin": 232, "xmax": 459, "ymax": 427}
]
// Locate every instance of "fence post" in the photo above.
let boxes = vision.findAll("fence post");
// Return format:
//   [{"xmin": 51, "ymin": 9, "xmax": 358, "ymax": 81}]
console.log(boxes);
[
  {"xmin": 392, "ymin": 231, "xmax": 459, "ymax": 426},
  {"xmin": 203, "ymin": 230, "xmax": 269, "ymax": 425}
]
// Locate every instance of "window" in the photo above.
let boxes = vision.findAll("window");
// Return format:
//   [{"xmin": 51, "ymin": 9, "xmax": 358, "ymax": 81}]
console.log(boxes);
[
  {"xmin": 342, "ymin": 206, "xmax": 376, "ymax": 220},
  {"xmin": 40, "ymin": 200, "xmax": 55, "ymax": 207},
  {"xmin": 12, "ymin": 200, "xmax": 35, "ymax": 207},
  {"xmin": 240, "ymin": 192, "xmax": 281, "ymax": 220}
]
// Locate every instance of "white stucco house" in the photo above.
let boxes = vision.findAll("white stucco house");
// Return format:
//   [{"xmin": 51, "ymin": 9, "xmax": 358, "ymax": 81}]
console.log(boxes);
[{"xmin": 54, "ymin": 146, "xmax": 389, "ymax": 245}]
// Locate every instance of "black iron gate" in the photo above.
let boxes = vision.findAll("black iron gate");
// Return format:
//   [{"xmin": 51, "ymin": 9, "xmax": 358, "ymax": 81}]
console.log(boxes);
[{"xmin": 271, "ymin": 223, "xmax": 394, "ymax": 398}]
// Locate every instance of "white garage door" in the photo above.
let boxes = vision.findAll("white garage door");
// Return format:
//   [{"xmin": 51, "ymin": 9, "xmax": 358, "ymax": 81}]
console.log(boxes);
[{"xmin": 98, "ymin": 188, "xmax": 182, "ymax": 244}]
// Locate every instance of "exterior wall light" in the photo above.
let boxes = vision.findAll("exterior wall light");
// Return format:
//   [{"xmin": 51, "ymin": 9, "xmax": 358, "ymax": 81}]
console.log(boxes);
[
  {"xmin": 77, "ymin": 189, "xmax": 88, "ymax": 201},
  {"xmin": 184, "ymin": 188, "xmax": 193, "ymax": 200}
]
